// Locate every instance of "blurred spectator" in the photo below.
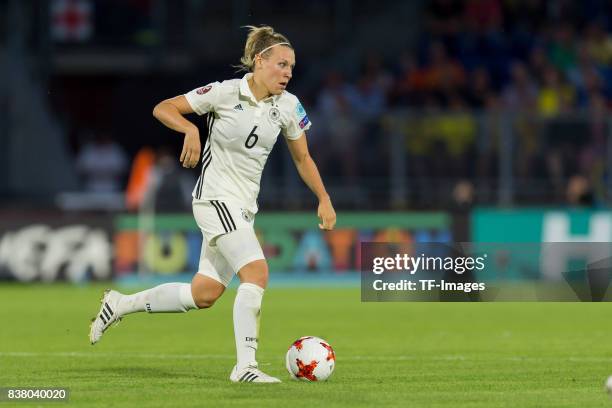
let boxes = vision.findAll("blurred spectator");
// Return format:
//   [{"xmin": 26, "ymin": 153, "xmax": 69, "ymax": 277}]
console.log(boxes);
[
  {"xmin": 449, "ymin": 179, "xmax": 475, "ymax": 241},
  {"xmin": 537, "ymin": 66, "xmax": 575, "ymax": 116},
  {"xmin": 125, "ymin": 146, "xmax": 155, "ymax": 210},
  {"xmin": 578, "ymin": 93, "xmax": 608, "ymax": 193},
  {"xmin": 426, "ymin": 0, "xmax": 464, "ymax": 40},
  {"xmin": 584, "ymin": 21, "xmax": 612, "ymax": 65},
  {"xmin": 76, "ymin": 132, "xmax": 128, "ymax": 193},
  {"xmin": 466, "ymin": 66, "xmax": 494, "ymax": 108},
  {"xmin": 362, "ymin": 52, "xmax": 394, "ymax": 94},
  {"xmin": 456, "ymin": 0, "xmax": 507, "ymax": 75},
  {"xmin": 323, "ymin": 112, "xmax": 362, "ymax": 182},
  {"xmin": 528, "ymin": 46, "xmax": 549, "ymax": 83},
  {"xmin": 502, "ymin": 61, "xmax": 538, "ymax": 111},
  {"xmin": 585, "ymin": 92, "xmax": 608, "ymax": 152},
  {"xmin": 438, "ymin": 94, "xmax": 477, "ymax": 178},
  {"xmin": 501, "ymin": 62, "xmax": 540, "ymax": 182},
  {"xmin": 392, "ymin": 52, "xmax": 429, "ymax": 105},
  {"xmin": 405, "ymin": 96, "xmax": 443, "ymax": 160},
  {"xmin": 566, "ymin": 174, "xmax": 595, "ymax": 207},
  {"xmin": 148, "ymin": 147, "xmax": 195, "ymax": 211},
  {"xmin": 502, "ymin": 0, "xmax": 547, "ymax": 36},
  {"xmin": 464, "ymin": 0, "xmax": 503, "ymax": 33},
  {"xmin": 316, "ymin": 71, "xmax": 350, "ymax": 117},
  {"xmin": 568, "ymin": 46, "xmax": 608, "ymax": 107},
  {"xmin": 548, "ymin": 23, "xmax": 577, "ymax": 72},
  {"xmin": 451, "ymin": 179, "xmax": 475, "ymax": 211},
  {"xmin": 314, "ymin": 72, "xmax": 361, "ymax": 183},
  {"xmin": 344, "ymin": 73, "xmax": 386, "ymax": 120},
  {"xmin": 422, "ymin": 42, "xmax": 467, "ymax": 94}
]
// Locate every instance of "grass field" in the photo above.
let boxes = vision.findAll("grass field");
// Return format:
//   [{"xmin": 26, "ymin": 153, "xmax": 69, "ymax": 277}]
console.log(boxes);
[{"xmin": 2, "ymin": 283, "xmax": 612, "ymax": 407}]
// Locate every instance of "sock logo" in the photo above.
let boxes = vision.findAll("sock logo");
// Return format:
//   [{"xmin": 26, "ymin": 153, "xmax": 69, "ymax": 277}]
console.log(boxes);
[
  {"xmin": 145, "ymin": 303, "xmax": 152, "ymax": 312},
  {"xmin": 245, "ymin": 337, "xmax": 258, "ymax": 343}
]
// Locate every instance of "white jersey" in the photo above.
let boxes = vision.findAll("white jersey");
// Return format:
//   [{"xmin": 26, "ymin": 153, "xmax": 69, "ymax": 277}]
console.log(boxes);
[{"xmin": 184, "ymin": 73, "xmax": 312, "ymax": 213}]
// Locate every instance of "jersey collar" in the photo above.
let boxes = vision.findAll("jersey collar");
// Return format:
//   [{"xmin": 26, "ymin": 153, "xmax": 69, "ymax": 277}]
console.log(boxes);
[{"xmin": 240, "ymin": 73, "xmax": 281, "ymax": 105}]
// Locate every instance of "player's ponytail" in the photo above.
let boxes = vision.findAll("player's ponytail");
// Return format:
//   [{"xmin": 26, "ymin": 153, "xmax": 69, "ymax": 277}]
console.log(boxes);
[{"xmin": 238, "ymin": 25, "xmax": 293, "ymax": 72}]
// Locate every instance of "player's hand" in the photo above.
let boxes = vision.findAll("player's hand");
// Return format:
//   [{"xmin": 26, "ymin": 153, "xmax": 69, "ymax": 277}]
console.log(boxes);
[
  {"xmin": 180, "ymin": 128, "xmax": 201, "ymax": 168},
  {"xmin": 317, "ymin": 196, "xmax": 336, "ymax": 230}
]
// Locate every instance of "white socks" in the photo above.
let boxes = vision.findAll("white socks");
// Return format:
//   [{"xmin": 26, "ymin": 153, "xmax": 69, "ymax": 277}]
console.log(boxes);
[
  {"xmin": 233, "ymin": 283, "xmax": 264, "ymax": 369},
  {"xmin": 114, "ymin": 281, "xmax": 265, "ymax": 370},
  {"xmin": 116, "ymin": 283, "xmax": 197, "ymax": 316}
]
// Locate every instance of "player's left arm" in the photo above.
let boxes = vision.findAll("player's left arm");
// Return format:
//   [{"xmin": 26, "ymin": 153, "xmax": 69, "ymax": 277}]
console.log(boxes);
[{"xmin": 286, "ymin": 133, "xmax": 336, "ymax": 230}]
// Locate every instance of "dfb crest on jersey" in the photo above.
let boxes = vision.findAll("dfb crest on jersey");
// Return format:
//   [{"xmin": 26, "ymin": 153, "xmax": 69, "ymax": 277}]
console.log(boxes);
[
  {"xmin": 240, "ymin": 208, "xmax": 252, "ymax": 222},
  {"xmin": 269, "ymin": 107, "xmax": 281, "ymax": 123}
]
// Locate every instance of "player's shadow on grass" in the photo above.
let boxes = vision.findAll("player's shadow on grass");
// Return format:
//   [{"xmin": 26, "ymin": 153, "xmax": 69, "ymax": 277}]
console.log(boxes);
[{"xmin": 66, "ymin": 366, "xmax": 212, "ymax": 380}]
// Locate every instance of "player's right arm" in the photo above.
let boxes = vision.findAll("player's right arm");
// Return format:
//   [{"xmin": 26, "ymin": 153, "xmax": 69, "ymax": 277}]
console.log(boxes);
[{"xmin": 153, "ymin": 95, "xmax": 200, "ymax": 168}]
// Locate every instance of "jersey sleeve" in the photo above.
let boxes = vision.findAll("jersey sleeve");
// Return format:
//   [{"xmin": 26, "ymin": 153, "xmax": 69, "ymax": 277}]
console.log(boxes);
[
  {"xmin": 184, "ymin": 82, "xmax": 221, "ymax": 115},
  {"xmin": 281, "ymin": 96, "xmax": 312, "ymax": 140}
]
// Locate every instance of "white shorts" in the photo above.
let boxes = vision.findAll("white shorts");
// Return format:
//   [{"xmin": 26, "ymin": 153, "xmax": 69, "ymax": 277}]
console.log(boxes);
[{"xmin": 193, "ymin": 200, "xmax": 264, "ymax": 287}]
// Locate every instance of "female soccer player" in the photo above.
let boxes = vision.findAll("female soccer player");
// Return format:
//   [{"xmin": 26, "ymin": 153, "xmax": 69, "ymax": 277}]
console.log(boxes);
[{"xmin": 89, "ymin": 25, "xmax": 336, "ymax": 383}]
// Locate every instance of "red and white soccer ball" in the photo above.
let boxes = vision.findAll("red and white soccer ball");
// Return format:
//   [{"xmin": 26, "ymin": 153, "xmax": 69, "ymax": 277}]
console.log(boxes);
[{"xmin": 285, "ymin": 336, "xmax": 336, "ymax": 381}]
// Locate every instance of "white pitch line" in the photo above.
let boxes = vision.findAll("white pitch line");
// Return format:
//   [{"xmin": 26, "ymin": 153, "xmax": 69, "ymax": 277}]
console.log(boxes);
[
  {"xmin": 0, "ymin": 352, "xmax": 235, "ymax": 360},
  {"xmin": 1, "ymin": 352, "xmax": 612, "ymax": 363}
]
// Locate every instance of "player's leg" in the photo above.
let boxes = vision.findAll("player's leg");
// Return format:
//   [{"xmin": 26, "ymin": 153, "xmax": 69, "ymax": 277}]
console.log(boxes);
[
  {"xmin": 88, "ymin": 278, "xmax": 224, "ymax": 345},
  {"xmin": 190, "ymin": 274, "xmax": 226, "ymax": 308},
  {"xmin": 110, "ymin": 273, "xmax": 225, "ymax": 316},
  {"xmin": 89, "ymin": 235, "xmax": 229, "ymax": 344},
  {"xmin": 214, "ymin": 227, "xmax": 280, "ymax": 383},
  {"xmin": 113, "ymin": 242, "xmax": 229, "ymax": 315},
  {"xmin": 88, "ymin": 282, "xmax": 198, "ymax": 345},
  {"xmin": 233, "ymin": 259, "xmax": 268, "ymax": 369}
]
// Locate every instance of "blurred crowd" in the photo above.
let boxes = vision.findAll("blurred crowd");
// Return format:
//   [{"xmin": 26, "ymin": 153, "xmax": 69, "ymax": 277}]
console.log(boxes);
[
  {"xmin": 403, "ymin": 0, "xmax": 612, "ymax": 112},
  {"xmin": 312, "ymin": 0, "xmax": 612, "ymax": 117},
  {"xmin": 308, "ymin": 0, "xmax": 612, "ymax": 207},
  {"xmin": 62, "ymin": 0, "xmax": 612, "ymax": 210}
]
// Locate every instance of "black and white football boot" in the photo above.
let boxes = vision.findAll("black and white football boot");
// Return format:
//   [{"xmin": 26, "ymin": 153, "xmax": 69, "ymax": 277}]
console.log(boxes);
[
  {"xmin": 229, "ymin": 363, "xmax": 281, "ymax": 383},
  {"xmin": 89, "ymin": 289, "xmax": 122, "ymax": 345}
]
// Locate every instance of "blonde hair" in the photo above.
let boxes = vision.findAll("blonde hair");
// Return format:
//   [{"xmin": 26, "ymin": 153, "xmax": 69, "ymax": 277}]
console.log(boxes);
[{"xmin": 238, "ymin": 25, "xmax": 293, "ymax": 72}]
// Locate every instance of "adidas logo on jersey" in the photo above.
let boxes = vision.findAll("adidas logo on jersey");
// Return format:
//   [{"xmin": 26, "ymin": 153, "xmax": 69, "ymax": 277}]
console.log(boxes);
[{"xmin": 233, "ymin": 104, "xmax": 243, "ymax": 111}]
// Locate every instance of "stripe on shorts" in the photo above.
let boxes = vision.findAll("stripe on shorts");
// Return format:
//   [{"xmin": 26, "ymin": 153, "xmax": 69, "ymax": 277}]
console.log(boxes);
[
  {"xmin": 219, "ymin": 202, "xmax": 237, "ymax": 230},
  {"xmin": 210, "ymin": 200, "xmax": 230, "ymax": 233},
  {"xmin": 196, "ymin": 145, "xmax": 211, "ymax": 198}
]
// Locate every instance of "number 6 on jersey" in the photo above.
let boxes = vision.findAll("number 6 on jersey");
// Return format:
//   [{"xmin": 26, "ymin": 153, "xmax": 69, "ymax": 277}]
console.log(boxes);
[{"xmin": 245, "ymin": 126, "xmax": 259, "ymax": 149}]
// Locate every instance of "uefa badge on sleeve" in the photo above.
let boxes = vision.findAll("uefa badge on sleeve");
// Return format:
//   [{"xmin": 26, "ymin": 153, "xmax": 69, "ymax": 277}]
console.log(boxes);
[
  {"xmin": 299, "ymin": 115, "xmax": 310, "ymax": 129},
  {"xmin": 196, "ymin": 85, "xmax": 212, "ymax": 95},
  {"xmin": 295, "ymin": 102, "xmax": 306, "ymax": 117}
]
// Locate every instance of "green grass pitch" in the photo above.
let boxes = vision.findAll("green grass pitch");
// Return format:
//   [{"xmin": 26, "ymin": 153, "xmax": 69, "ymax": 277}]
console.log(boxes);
[{"xmin": 2, "ymin": 283, "xmax": 612, "ymax": 407}]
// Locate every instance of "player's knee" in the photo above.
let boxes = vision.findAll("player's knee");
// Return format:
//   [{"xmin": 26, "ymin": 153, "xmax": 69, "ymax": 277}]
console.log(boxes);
[
  {"xmin": 238, "ymin": 259, "xmax": 269, "ymax": 289},
  {"xmin": 194, "ymin": 296, "xmax": 215, "ymax": 309},
  {"xmin": 192, "ymin": 290, "xmax": 222, "ymax": 309},
  {"xmin": 191, "ymin": 275, "xmax": 225, "ymax": 309}
]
